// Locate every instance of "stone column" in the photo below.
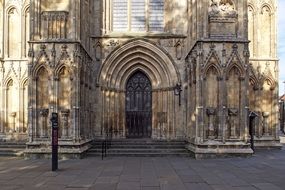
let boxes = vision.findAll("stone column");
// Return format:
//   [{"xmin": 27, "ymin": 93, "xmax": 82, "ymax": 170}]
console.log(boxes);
[
  {"xmin": 206, "ymin": 107, "xmax": 216, "ymax": 140},
  {"xmin": 39, "ymin": 109, "xmax": 49, "ymax": 138},
  {"xmin": 262, "ymin": 112, "xmax": 270, "ymax": 136},
  {"xmin": 9, "ymin": 112, "xmax": 16, "ymax": 133},
  {"xmin": 61, "ymin": 109, "xmax": 70, "ymax": 139},
  {"xmin": 228, "ymin": 108, "xmax": 238, "ymax": 139},
  {"xmin": 0, "ymin": 62, "xmax": 4, "ymax": 133}
]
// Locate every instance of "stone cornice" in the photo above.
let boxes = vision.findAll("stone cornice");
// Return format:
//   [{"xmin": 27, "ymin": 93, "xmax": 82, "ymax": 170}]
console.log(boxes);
[{"xmin": 91, "ymin": 33, "xmax": 187, "ymax": 39}]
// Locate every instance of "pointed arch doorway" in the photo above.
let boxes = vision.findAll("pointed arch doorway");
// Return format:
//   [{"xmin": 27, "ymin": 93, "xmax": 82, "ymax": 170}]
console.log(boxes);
[{"xmin": 125, "ymin": 71, "xmax": 152, "ymax": 138}]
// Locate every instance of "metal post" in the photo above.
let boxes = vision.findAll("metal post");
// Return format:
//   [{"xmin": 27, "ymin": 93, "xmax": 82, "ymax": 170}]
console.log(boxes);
[{"xmin": 51, "ymin": 113, "xmax": 59, "ymax": 171}]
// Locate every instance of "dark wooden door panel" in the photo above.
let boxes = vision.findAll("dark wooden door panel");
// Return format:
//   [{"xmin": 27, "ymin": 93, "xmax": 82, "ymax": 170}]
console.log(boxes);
[{"xmin": 126, "ymin": 71, "xmax": 152, "ymax": 138}]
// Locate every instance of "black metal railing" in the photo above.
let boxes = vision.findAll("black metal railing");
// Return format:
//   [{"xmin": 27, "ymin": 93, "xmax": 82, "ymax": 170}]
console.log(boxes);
[{"xmin": 101, "ymin": 127, "xmax": 113, "ymax": 160}]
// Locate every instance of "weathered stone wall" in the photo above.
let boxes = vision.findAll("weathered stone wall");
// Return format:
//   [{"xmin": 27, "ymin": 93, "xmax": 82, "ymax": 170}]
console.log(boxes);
[
  {"xmin": 248, "ymin": 0, "xmax": 279, "ymax": 147},
  {"xmin": 0, "ymin": 0, "xmax": 30, "ymax": 141},
  {"xmin": 0, "ymin": 0, "xmax": 281, "ymax": 158}
]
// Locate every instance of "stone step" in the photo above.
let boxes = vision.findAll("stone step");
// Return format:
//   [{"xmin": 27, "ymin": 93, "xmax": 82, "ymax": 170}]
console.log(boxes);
[
  {"xmin": 0, "ymin": 143, "xmax": 26, "ymax": 157},
  {"xmin": 88, "ymin": 139, "xmax": 190, "ymax": 157},
  {"xmin": 91, "ymin": 144, "xmax": 186, "ymax": 149},
  {"xmin": 88, "ymin": 152, "xmax": 191, "ymax": 157},
  {"xmin": 89, "ymin": 148, "xmax": 187, "ymax": 153},
  {"xmin": 0, "ymin": 144, "xmax": 26, "ymax": 148},
  {"xmin": 91, "ymin": 140, "xmax": 186, "ymax": 145}
]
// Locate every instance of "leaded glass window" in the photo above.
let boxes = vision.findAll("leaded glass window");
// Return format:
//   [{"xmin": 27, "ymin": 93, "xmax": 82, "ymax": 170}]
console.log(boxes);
[{"xmin": 112, "ymin": 0, "xmax": 164, "ymax": 32}]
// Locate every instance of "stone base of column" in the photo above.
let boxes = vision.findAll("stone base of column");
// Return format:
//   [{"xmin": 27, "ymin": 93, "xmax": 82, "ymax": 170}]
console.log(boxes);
[
  {"xmin": 24, "ymin": 139, "xmax": 92, "ymax": 159},
  {"xmin": 253, "ymin": 137, "xmax": 282, "ymax": 149},
  {"xmin": 186, "ymin": 141, "xmax": 253, "ymax": 159},
  {"xmin": 0, "ymin": 133, "xmax": 28, "ymax": 142}
]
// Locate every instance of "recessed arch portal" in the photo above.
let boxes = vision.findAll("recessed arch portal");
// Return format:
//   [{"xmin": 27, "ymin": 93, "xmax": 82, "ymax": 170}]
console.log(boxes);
[
  {"xmin": 98, "ymin": 39, "xmax": 181, "ymax": 90},
  {"xmin": 98, "ymin": 39, "xmax": 181, "ymax": 139}
]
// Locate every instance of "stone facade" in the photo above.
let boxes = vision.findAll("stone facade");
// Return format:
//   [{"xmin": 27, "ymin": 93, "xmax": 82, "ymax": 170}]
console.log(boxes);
[{"xmin": 0, "ymin": 0, "xmax": 281, "ymax": 158}]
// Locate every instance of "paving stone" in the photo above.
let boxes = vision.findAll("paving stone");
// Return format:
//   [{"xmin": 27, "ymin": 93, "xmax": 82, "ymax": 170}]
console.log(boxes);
[
  {"xmin": 184, "ymin": 182, "xmax": 213, "ymax": 190},
  {"xmin": 0, "ymin": 148, "xmax": 284, "ymax": 190},
  {"xmin": 210, "ymin": 184, "xmax": 234, "ymax": 190},
  {"xmin": 252, "ymin": 183, "xmax": 283, "ymax": 190},
  {"xmin": 90, "ymin": 183, "xmax": 117, "ymax": 190},
  {"xmin": 117, "ymin": 182, "xmax": 140, "ymax": 190},
  {"xmin": 141, "ymin": 187, "xmax": 160, "ymax": 190},
  {"xmin": 179, "ymin": 175, "xmax": 204, "ymax": 183}
]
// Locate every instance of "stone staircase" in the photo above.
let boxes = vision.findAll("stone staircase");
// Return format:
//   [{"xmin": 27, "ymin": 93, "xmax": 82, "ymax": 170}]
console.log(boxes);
[
  {"xmin": 0, "ymin": 142, "xmax": 26, "ymax": 157},
  {"xmin": 87, "ymin": 139, "xmax": 190, "ymax": 157}
]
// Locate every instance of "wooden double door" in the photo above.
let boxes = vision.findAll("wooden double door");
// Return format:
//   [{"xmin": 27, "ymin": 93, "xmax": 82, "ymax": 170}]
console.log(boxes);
[{"xmin": 125, "ymin": 71, "xmax": 152, "ymax": 138}]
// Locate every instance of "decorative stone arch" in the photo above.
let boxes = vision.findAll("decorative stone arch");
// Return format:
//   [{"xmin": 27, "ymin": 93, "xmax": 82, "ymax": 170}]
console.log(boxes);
[
  {"xmin": 54, "ymin": 63, "xmax": 74, "ymax": 79},
  {"xmin": 225, "ymin": 64, "xmax": 245, "ymax": 80},
  {"xmin": 98, "ymin": 39, "xmax": 181, "ymax": 90},
  {"xmin": 249, "ymin": 76, "xmax": 259, "ymax": 90},
  {"xmin": 20, "ymin": 77, "xmax": 29, "ymax": 89},
  {"xmin": 4, "ymin": 77, "xmax": 15, "ymax": 89},
  {"xmin": 6, "ymin": 5, "xmax": 18, "ymax": 15},
  {"xmin": 261, "ymin": 75, "xmax": 276, "ymax": 91},
  {"xmin": 204, "ymin": 63, "xmax": 222, "ymax": 78},
  {"xmin": 32, "ymin": 53, "xmax": 51, "ymax": 78},
  {"xmin": 225, "ymin": 51, "xmax": 246, "ymax": 79},
  {"xmin": 97, "ymin": 39, "xmax": 182, "ymax": 139},
  {"xmin": 22, "ymin": 4, "xmax": 30, "ymax": 14},
  {"xmin": 260, "ymin": 3, "xmax": 274, "ymax": 13},
  {"xmin": 32, "ymin": 64, "xmax": 50, "ymax": 79}
]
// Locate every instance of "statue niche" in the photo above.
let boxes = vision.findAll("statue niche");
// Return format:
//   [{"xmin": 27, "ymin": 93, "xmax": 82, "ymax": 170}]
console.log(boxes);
[{"xmin": 208, "ymin": 0, "xmax": 238, "ymax": 38}]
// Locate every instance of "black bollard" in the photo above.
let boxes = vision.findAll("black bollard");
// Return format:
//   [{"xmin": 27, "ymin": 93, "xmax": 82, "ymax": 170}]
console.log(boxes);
[{"xmin": 51, "ymin": 113, "xmax": 59, "ymax": 171}]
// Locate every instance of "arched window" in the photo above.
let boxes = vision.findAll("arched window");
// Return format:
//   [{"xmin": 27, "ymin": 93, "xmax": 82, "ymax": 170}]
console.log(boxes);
[
  {"xmin": 112, "ymin": 0, "xmax": 164, "ymax": 32},
  {"xmin": 7, "ymin": 8, "xmax": 20, "ymax": 58}
]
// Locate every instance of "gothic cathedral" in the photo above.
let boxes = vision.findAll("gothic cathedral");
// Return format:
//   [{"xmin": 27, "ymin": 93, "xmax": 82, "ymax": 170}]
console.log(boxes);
[{"xmin": 0, "ymin": 0, "xmax": 281, "ymax": 158}]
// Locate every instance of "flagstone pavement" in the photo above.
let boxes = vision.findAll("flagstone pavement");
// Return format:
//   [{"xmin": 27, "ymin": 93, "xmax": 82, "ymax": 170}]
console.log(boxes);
[{"xmin": 0, "ymin": 147, "xmax": 285, "ymax": 190}]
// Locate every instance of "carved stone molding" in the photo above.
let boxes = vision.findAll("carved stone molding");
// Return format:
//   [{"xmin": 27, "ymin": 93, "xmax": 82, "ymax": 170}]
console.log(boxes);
[{"xmin": 41, "ymin": 11, "xmax": 69, "ymax": 40}]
